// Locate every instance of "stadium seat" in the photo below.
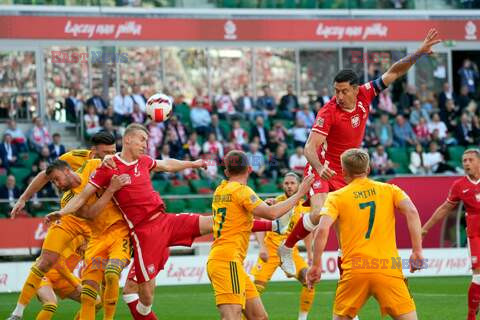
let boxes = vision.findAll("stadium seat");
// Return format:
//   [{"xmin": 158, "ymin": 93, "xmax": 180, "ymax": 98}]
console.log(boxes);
[
  {"xmin": 19, "ymin": 152, "xmax": 38, "ymax": 169},
  {"xmin": 447, "ymin": 146, "xmax": 465, "ymax": 168},
  {"xmin": 219, "ymin": 119, "xmax": 232, "ymax": 137},
  {"xmin": 387, "ymin": 147, "xmax": 409, "ymax": 174},
  {"xmin": 283, "ymin": 0, "xmax": 297, "ymax": 8},
  {"xmin": 169, "ymin": 184, "xmax": 193, "ymax": 195},
  {"xmin": 258, "ymin": 182, "xmax": 281, "ymax": 193},
  {"xmin": 9, "ymin": 167, "xmax": 31, "ymax": 187},
  {"xmin": 300, "ymin": 0, "xmax": 317, "ymax": 8},
  {"xmin": 238, "ymin": 0, "xmax": 258, "ymax": 7},
  {"xmin": 152, "ymin": 179, "xmax": 170, "ymax": 194},
  {"xmin": 164, "ymin": 199, "xmax": 186, "ymax": 213},
  {"xmin": 260, "ymin": 0, "xmax": 277, "ymax": 8},
  {"xmin": 190, "ymin": 179, "xmax": 213, "ymax": 194}
]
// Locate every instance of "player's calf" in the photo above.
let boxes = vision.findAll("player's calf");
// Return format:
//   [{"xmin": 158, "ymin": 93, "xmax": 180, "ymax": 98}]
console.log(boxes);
[
  {"xmin": 103, "ymin": 262, "xmax": 123, "ymax": 320},
  {"xmin": 80, "ymin": 282, "xmax": 99, "ymax": 319},
  {"xmin": 244, "ymin": 297, "xmax": 268, "ymax": 320}
]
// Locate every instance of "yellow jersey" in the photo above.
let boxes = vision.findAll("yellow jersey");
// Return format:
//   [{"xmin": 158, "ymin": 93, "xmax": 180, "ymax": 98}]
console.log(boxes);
[
  {"xmin": 59, "ymin": 149, "xmax": 92, "ymax": 171},
  {"xmin": 61, "ymin": 159, "xmax": 125, "ymax": 236},
  {"xmin": 320, "ymin": 177, "xmax": 409, "ymax": 277},
  {"xmin": 264, "ymin": 194, "xmax": 310, "ymax": 247},
  {"xmin": 209, "ymin": 180, "xmax": 263, "ymax": 262},
  {"xmin": 43, "ymin": 234, "xmax": 85, "ymax": 284}
]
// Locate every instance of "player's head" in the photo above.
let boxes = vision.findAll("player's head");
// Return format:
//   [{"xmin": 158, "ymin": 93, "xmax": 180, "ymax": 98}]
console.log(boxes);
[
  {"xmin": 90, "ymin": 131, "xmax": 116, "ymax": 160},
  {"xmin": 341, "ymin": 148, "xmax": 370, "ymax": 182},
  {"xmin": 282, "ymin": 172, "xmax": 300, "ymax": 197},
  {"xmin": 333, "ymin": 69, "xmax": 359, "ymax": 110},
  {"xmin": 123, "ymin": 124, "xmax": 149, "ymax": 160},
  {"xmin": 45, "ymin": 160, "xmax": 76, "ymax": 192},
  {"xmin": 463, "ymin": 148, "xmax": 480, "ymax": 177},
  {"xmin": 224, "ymin": 150, "xmax": 251, "ymax": 179}
]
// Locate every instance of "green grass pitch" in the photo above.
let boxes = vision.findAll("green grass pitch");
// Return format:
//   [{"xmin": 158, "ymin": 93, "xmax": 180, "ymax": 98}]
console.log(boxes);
[{"xmin": 0, "ymin": 276, "xmax": 469, "ymax": 319}]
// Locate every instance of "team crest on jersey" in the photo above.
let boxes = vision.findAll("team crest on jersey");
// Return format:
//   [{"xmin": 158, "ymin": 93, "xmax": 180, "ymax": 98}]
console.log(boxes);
[
  {"xmin": 316, "ymin": 117, "xmax": 324, "ymax": 128},
  {"xmin": 313, "ymin": 181, "xmax": 322, "ymax": 189},
  {"xmin": 147, "ymin": 264, "xmax": 155, "ymax": 275},
  {"xmin": 475, "ymin": 193, "xmax": 480, "ymax": 202},
  {"xmin": 351, "ymin": 115, "xmax": 360, "ymax": 128}
]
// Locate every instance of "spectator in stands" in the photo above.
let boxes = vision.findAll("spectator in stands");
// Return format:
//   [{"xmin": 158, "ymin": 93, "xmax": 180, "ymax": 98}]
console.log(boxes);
[
  {"xmin": 86, "ymin": 87, "xmax": 107, "ymax": 116},
  {"xmin": 363, "ymin": 121, "xmax": 379, "ymax": 148},
  {"xmin": 441, "ymin": 99, "xmax": 460, "ymax": 132},
  {"xmin": 268, "ymin": 144, "xmax": 289, "ymax": 180},
  {"xmin": 316, "ymin": 87, "xmax": 331, "ymax": 108},
  {"xmin": 131, "ymin": 84, "xmax": 147, "ymax": 113},
  {"xmin": 38, "ymin": 145, "xmax": 54, "ymax": 164},
  {"xmin": 374, "ymin": 113, "xmax": 393, "ymax": 147},
  {"xmin": 266, "ymin": 131, "xmax": 281, "ymax": 155},
  {"xmin": 208, "ymin": 114, "xmax": 227, "ymax": 144},
  {"xmin": 409, "ymin": 143, "xmax": 428, "ymax": 175},
  {"xmin": 378, "ymin": 88, "xmax": 397, "ymax": 116},
  {"xmin": 186, "ymin": 132, "xmax": 201, "ymax": 159},
  {"xmin": 417, "ymin": 83, "xmax": 435, "ymax": 114},
  {"xmin": 192, "ymin": 87, "xmax": 212, "ymax": 113},
  {"xmin": 0, "ymin": 133, "xmax": 18, "ymax": 169},
  {"xmin": 278, "ymin": 84, "xmax": 299, "ymax": 119},
  {"xmin": 84, "ymin": 105, "xmax": 102, "ymax": 137},
  {"xmin": 29, "ymin": 117, "xmax": 51, "ymax": 152},
  {"xmin": 48, "ymin": 133, "xmax": 65, "ymax": 160},
  {"xmin": 410, "ymin": 99, "xmax": 430, "ymax": 126},
  {"xmin": 456, "ymin": 113, "xmax": 475, "ymax": 146},
  {"xmin": 203, "ymin": 132, "xmax": 224, "ymax": 159},
  {"xmin": 230, "ymin": 120, "xmax": 249, "ymax": 151},
  {"xmin": 371, "ymin": 145, "xmax": 395, "ymax": 176},
  {"xmin": 131, "ymin": 103, "xmax": 146, "ymax": 124},
  {"xmin": 5, "ymin": 119, "xmax": 27, "ymax": 152},
  {"xmin": 458, "ymin": 59, "xmax": 479, "ymax": 97},
  {"xmin": 438, "ymin": 82, "xmax": 455, "ymax": 113},
  {"xmin": 65, "ymin": 88, "xmax": 82, "ymax": 123},
  {"xmin": 159, "ymin": 144, "xmax": 171, "ymax": 161},
  {"xmin": 414, "ymin": 117, "xmax": 430, "ymax": 146},
  {"xmin": 203, "ymin": 153, "xmax": 219, "ymax": 182},
  {"xmin": 393, "ymin": 114, "xmax": 417, "ymax": 147},
  {"xmin": 250, "ymin": 116, "xmax": 269, "ymax": 150},
  {"xmin": 147, "ymin": 121, "xmax": 164, "ymax": 159},
  {"xmin": 102, "ymin": 118, "xmax": 121, "ymax": 143},
  {"xmin": 427, "ymin": 113, "xmax": 448, "ymax": 140},
  {"xmin": 165, "ymin": 115, "xmax": 188, "ymax": 146},
  {"xmin": 398, "ymin": 84, "xmax": 417, "ymax": 114},
  {"xmin": 272, "ymin": 121, "xmax": 289, "ymax": 144},
  {"xmin": 289, "ymin": 118, "xmax": 309, "ymax": 148},
  {"xmin": 165, "ymin": 129, "xmax": 185, "ymax": 160},
  {"xmin": 425, "ymin": 141, "xmax": 456, "ymax": 174},
  {"xmin": 235, "ymin": 86, "xmax": 255, "ymax": 121},
  {"xmin": 113, "ymin": 85, "xmax": 134, "ymax": 125},
  {"xmin": 256, "ymin": 85, "xmax": 277, "ymax": 118},
  {"xmin": 0, "ymin": 175, "xmax": 21, "ymax": 214},
  {"xmin": 190, "ymin": 102, "xmax": 212, "ymax": 138},
  {"xmin": 473, "ymin": 115, "xmax": 480, "ymax": 144},
  {"xmin": 296, "ymin": 104, "xmax": 315, "ymax": 129},
  {"xmin": 457, "ymin": 85, "xmax": 472, "ymax": 111},
  {"xmin": 289, "ymin": 146, "xmax": 307, "ymax": 175},
  {"xmin": 247, "ymin": 142, "xmax": 266, "ymax": 180},
  {"xmin": 102, "ymin": 106, "xmax": 115, "ymax": 126},
  {"xmin": 215, "ymin": 87, "xmax": 236, "ymax": 120},
  {"xmin": 180, "ymin": 153, "xmax": 199, "ymax": 181}
]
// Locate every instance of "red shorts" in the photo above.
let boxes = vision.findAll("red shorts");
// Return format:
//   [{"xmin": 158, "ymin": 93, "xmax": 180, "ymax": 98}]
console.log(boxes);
[
  {"xmin": 304, "ymin": 164, "xmax": 346, "ymax": 202},
  {"xmin": 468, "ymin": 236, "xmax": 480, "ymax": 269},
  {"xmin": 128, "ymin": 212, "xmax": 201, "ymax": 283}
]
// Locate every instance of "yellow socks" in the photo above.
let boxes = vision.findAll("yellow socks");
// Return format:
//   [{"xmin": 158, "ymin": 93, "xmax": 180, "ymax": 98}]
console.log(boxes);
[
  {"xmin": 80, "ymin": 284, "xmax": 98, "ymax": 320},
  {"xmin": 18, "ymin": 265, "xmax": 45, "ymax": 307},
  {"xmin": 299, "ymin": 286, "xmax": 315, "ymax": 316},
  {"xmin": 35, "ymin": 303, "xmax": 57, "ymax": 320},
  {"xmin": 103, "ymin": 264, "xmax": 122, "ymax": 320}
]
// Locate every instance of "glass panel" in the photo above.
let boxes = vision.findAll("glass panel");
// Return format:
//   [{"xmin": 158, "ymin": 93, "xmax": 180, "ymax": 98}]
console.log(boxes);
[
  {"xmin": 255, "ymin": 48, "xmax": 295, "ymax": 101},
  {"xmin": 0, "ymin": 51, "xmax": 37, "ymax": 120},
  {"xmin": 89, "ymin": 46, "xmax": 117, "ymax": 110},
  {"xmin": 342, "ymin": 48, "xmax": 365, "ymax": 81},
  {"xmin": 209, "ymin": 48, "xmax": 252, "ymax": 100},
  {"xmin": 299, "ymin": 49, "xmax": 339, "ymax": 98},
  {"xmin": 164, "ymin": 48, "xmax": 207, "ymax": 101},
  {"xmin": 415, "ymin": 52, "xmax": 448, "ymax": 94}
]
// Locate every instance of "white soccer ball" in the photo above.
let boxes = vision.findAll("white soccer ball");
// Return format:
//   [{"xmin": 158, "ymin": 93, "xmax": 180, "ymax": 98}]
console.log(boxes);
[{"xmin": 146, "ymin": 93, "xmax": 173, "ymax": 123}]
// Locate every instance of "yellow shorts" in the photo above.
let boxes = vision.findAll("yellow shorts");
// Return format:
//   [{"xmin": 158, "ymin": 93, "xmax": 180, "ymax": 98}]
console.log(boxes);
[
  {"xmin": 207, "ymin": 259, "xmax": 259, "ymax": 309},
  {"xmin": 39, "ymin": 271, "xmax": 79, "ymax": 300},
  {"xmin": 82, "ymin": 221, "xmax": 131, "ymax": 284},
  {"xmin": 334, "ymin": 272, "xmax": 416, "ymax": 318},
  {"xmin": 251, "ymin": 243, "xmax": 308, "ymax": 283},
  {"xmin": 42, "ymin": 217, "xmax": 90, "ymax": 254}
]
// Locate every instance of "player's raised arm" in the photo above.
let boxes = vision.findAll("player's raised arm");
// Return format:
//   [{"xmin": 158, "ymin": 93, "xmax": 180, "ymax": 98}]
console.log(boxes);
[
  {"xmin": 153, "ymin": 158, "xmax": 207, "ymax": 173},
  {"xmin": 381, "ymin": 28, "xmax": 441, "ymax": 87},
  {"xmin": 396, "ymin": 197, "xmax": 424, "ymax": 272},
  {"xmin": 10, "ymin": 170, "xmax": 49, "ymax": 218},
  {"xmin": 252, "ymin": 175, "xmax": 314, "ymax": 220},
  {"xmin": 422, "ymin": 200, "xmax": 458, "ymax": 237},
  {"xmin": 45, "ymin": 184, "xmax": 98, "ymax": 224}
]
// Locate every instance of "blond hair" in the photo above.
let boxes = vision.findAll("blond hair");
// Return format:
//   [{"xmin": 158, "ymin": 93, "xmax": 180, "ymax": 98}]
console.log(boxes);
[
  {"xmin": 464, "ymin": 148, "xmax": 480, "ymax": 158},
  {"xmin": 124, "ymin": 123, "xmax": 149, "ymax": 137},
  {"xmin": 341, "ymin": 148, "xmax": 370, "ymax": 175}
]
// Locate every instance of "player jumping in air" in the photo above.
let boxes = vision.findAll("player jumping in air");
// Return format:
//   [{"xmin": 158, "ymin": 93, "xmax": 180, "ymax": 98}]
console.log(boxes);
[
  {"xmin": 278, "ymin": 29, "xmax": 441, "ymax": 277},
  {"xmin": 422, "ymin": 148, "xmax": 480, "ymax": 320},
  {"xmin": 307, "ymin": 148, "xmax": 424, "ymax": 320}
]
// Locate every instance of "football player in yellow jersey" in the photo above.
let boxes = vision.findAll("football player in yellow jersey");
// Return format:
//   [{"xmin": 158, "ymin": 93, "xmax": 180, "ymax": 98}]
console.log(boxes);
[
  {"xmin": 35, "ymin": 235, "xmax": 87, "ymax": 320},
  {"xmin": 45, "ymin": 158, "xmax": 131, "ymax": 320},
  {"xmin": 7, "ymin": 132, "xmax": 118, "ymax": 320},
  {"xmin": 307, "ymin": 148, "xmax": 424, "ymax": 320},
  {"xmin": 251, "ymin": 172, "xmax": 315, "ymax": 320},
  {"xmin": 207, "ymin": 150, "xmax": 313, "ymax": 320}
]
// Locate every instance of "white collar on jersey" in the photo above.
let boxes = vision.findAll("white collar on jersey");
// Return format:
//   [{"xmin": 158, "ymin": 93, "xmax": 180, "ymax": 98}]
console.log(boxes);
[
  {"xmin": 114, "ymin": 153, "xmax": 139, "ymax": 166},
  {"xmin": 466, "ymin": 175, "xmax": 480, "ymax": 185}
]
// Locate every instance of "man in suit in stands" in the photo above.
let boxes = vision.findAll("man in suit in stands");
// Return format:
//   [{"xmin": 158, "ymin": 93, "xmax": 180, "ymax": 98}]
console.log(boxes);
[
  {"xmin": 48, "ymin": 133, "xmax": 66, "ymax": 160},
  {"xmin": 0, "ymin": 175, "xmax": 21, "ymax": 216},
  {"xmin": 0, "ymin": 133, "xmax": 19, "ymax": 169}
]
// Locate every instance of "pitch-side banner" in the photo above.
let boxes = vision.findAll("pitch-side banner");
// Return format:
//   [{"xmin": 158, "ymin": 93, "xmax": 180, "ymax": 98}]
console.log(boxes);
[
  {"xmin": 0, "ymin": 248, "xmax": 470, "ymax": 293},
  {"xmin": 0, "ymin": 16, "xmax": 479, "ymax": 41}
]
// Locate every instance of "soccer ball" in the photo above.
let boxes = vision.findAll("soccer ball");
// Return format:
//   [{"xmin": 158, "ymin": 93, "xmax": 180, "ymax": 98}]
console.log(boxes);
[{"xmin": 146, "ymin": 93, "xmax": 173, "ymax": 122}]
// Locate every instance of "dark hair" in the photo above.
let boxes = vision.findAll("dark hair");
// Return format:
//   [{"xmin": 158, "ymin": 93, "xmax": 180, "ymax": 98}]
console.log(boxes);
[
  {"xmin": 46, "ymin": 159, "xmax": 71, "ymax": 176},
  {"xmin": 90, "ymin": 131, "xmax": 115, "ymax": 146},
  {"xmin": 334, "ymin": 69, "xmax": 359, "ymax": 86},
  {"xmin": 224, "ymin": 150, "xmax": 249, "ymax": 176},
  {"xmin": 52, "ymin": 132, "xmax": 61, "ymax": 138}
]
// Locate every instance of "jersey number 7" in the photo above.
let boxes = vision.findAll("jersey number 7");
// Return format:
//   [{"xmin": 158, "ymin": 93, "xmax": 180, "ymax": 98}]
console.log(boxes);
[
  {"xmin": 213, "ymin": 207, "xmax": 227, "ymax": 238},
  {"xmin": 359, "ymin": 201, "xmax": 376, "ymax": 239}
]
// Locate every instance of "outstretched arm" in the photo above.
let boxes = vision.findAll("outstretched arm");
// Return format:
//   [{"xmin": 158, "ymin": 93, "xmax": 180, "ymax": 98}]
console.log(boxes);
[
  {"xmin": 422, "ymin": 200, "xmax": 458, "ymax": 237},
  {"xmin": 45, "ymin": 184, "xmax": 98, "ymax": 224},
  {"xmin": 153, "ymin": 159, "xmax": 207, "ymax": 173},
  {"xmin": 381, "ymin": 29, "xmax": 441, "ymax": 87},
  {"xmin": 11, "ymin": 170, "xmax": 49, "ymax": 218}
]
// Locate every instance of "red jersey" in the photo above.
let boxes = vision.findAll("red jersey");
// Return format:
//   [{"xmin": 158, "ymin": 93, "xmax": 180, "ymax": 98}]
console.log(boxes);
[
  {"xmin": 89, "ymin": 154, "xmax": 165, "ymax": 228},
  {"xmin": 311, "ymin": 81, "xmax": 378, "ymax": 175},
  {"xmin": 447, "ymin": 176, "xmax": 480, "ymax": 215}
]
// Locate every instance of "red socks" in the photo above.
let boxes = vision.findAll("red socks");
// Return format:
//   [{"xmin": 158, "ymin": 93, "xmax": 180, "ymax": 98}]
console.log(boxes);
[
  {"xmin": 127, "ymin": 300, "xmax": 158, "ymax": 320},
  {"xmin": 468, "ymin": 282, "xmax": 480, "ymax": 320},
  {"xmin": 252, "ymin": 220, "xmax": 272, "ymax": 232},
  {"xmin": 284, "ymin": 216, "xmax": 311, "ymax": 248}
]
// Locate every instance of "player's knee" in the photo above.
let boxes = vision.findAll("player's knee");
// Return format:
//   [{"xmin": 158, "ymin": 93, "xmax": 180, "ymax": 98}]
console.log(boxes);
[
  {"xmin": 82, "ymin": 280, "xmax": 100, "ymax": 292},
  {"xmin": 138, "ymin": 291, "xmax": 154, "ymax": 306},
  {"xmin": 36, "ymin": 254, "xmax": 56, "ymax": 272}
]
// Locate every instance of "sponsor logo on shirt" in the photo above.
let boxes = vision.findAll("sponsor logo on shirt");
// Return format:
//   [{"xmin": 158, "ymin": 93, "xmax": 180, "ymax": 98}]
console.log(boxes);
[
  {"xmin": 351, "ymin": 114, "xmax": 360, "ymax": 128},
  {"xmin": 463, "ymin": 189, "xmax": 470, "ymax": 194}
]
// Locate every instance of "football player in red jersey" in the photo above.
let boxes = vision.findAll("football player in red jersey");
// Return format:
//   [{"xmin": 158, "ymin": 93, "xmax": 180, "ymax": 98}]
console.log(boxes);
[
  {"xmin": 423, "ymin": 149, "xmax": 480, "ymax": 320},
  {"xmin": 278, "ymin": 28, "xmax": 442, "ymax": 277}
]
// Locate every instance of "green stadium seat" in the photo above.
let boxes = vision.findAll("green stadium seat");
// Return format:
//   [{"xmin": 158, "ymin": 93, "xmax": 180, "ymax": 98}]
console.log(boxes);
[
  {"xmin": 164, "ymin": 199, "xmax": 186, "ymax": 213},
  {"xmin": 283, "ymin": 0, "xmax": 297, "ymax": 8},
  {"xmin": 168, "ymin": 185, "xmax": 192, "ymax": 195},
  {"xmin": 447, "ymin": 146, "xmax": 466, "ymax": 168},
  {"xmin": 152, "ymin": 180, "xmax": 170, "ymax": 194},
  {"xmin": 300, "ymin": 0, "xmax": 317, "ymax": 8},
  {"xmin": 258, "ymin": 182, "xmax": 281, "ymax": 193},
  {"xmin": 173, "ymin": 103, "xmax": 192, "ymax": 130},
  {"xmin": 260, "ymin": 0, "xmax": 277, "ymax": 8},
  {"xmin": 219, "ymin": 119, "xmax": 232, "ymax": 137},
  {"xmin": 239, "ymin": 0, "xmax": 257, "ymax": 7},
  {"xmin": 10, "ymin": 167, "xmax": 31, "ymax": 187},
  {"xmin": 387, "ymin": 147, "xmax": 409, "ymax": 174},
  {"xmin": 19, "ymin": 152, "xmax": 38, "ymax": 169},
  {"xmin": 190, "ymin": 179, "xmax": 213, "ymax": 194}
]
